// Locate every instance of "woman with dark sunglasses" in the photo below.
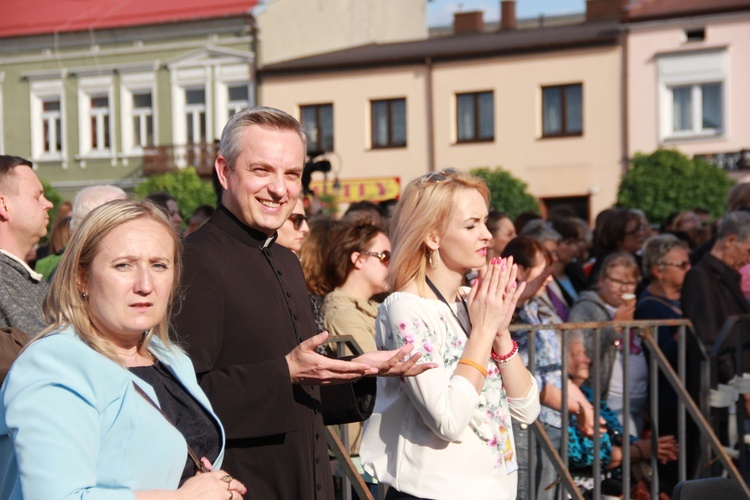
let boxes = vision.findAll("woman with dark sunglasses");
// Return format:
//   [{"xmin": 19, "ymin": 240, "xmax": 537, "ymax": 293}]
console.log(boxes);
[
  {"xmin": 323, "ymin": 217, "xmax": 391, "ymax": 356},
  {"xmin": 360, "ymin": 171, "xmax": 539, "ymax": 499},
  {"xmin": 275, "ymin": 199, "xmax": 309, "ymax": 256}
]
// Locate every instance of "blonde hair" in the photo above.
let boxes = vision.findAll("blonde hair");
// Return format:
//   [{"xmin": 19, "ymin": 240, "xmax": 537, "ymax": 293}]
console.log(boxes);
[
  {"xmin": 598, "ymin": 251, "xmax": 641, "ymax": 283},
  {"xmin": 388, "ymin": 170, "xmax": 489, "ymax": 293},
  {"xmin": 41, "ymin": 199, "xmax": 183, "ymax": 365}
]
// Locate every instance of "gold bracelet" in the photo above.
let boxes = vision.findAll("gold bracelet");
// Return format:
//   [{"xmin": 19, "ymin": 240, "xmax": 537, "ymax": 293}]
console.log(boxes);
[{"xmin": 458, "ymin": 358, "xmax": 488, "ymax": 378}]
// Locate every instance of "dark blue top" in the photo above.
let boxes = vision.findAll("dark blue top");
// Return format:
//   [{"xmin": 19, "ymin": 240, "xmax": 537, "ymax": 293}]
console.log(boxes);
[{"xmin": 634, "ymin": 289, "xmax": 682, "ymax": 411}]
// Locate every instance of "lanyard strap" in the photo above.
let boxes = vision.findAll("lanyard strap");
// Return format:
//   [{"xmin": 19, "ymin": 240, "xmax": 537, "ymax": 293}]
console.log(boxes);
[
  {"xmin": 132, "ymin": 381, "xmax": 210, "ymax": 473},
  {"xmin": 425, "ymin": 276, "xmax": 471, "ymax": 337}
]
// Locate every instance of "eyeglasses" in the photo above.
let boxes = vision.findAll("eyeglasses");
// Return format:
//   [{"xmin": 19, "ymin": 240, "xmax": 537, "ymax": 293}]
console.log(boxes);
[
  {"xmin": 661, "ymin": 260, "xmax": 691, "ymax": 270},
  {"xmin": 605, "ymin": 276, "xmax": 638, "ymax": 288},
  {"xmin": 625, "ymin": 224, "xmax": 648, "ymax": 236},
  {"xmin": 418, "ymin": 168, "xmax": 458, "ymax": 186},
  {"xmin": 361, "ymin": 250, "xmax": 391, "ymax": 266},
  {"xmin": 288, "ymin": 213, "xmax": 308, "ymax": 230}
]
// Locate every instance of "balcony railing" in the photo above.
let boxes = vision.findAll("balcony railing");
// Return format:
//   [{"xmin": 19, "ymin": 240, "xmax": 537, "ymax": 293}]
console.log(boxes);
[
  {"xmin": 696, "ymin": 149, "xmax": 750, "ymax": 171},
  {"xmin": 142, "ymin": 143, "xmax": 218, "ymax": 177}
]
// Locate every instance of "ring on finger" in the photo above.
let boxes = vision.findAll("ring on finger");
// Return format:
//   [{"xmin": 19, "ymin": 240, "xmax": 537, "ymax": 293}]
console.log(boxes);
[
  {"xmin": 222, "ymin": 474, "xmax": 233, "ymax": 484},
  {"xmin": 228, "ymin": 491, "xmax": 234, "ymax": 500}
]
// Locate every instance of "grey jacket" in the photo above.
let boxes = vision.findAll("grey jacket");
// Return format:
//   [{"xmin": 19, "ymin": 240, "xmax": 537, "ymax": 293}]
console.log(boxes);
[
  {"xmin": 568, "ymin": 290, "xmax": 621, "ymax": 397},
  {"xmin": 0, "ymin": 252, "xmax": 48, "ymax": 337}
]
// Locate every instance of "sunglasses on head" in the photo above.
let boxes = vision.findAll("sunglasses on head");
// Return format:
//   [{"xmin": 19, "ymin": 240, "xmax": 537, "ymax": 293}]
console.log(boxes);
[
  {"xmin": 418, "ymin": 168, "xmax": 459, "ymax": 186},
  {"xmin": 361, "ymin": 250, "xmax": 391, "ymax": 266},
  {"xmin": 288, "ymin": 213, "xmax": 308, "ymax": 230}
]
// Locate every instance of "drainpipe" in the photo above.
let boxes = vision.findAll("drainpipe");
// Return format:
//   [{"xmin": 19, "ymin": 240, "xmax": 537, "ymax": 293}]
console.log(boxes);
[
  {"xmin": 425, "ymin": 56, "xmax": 435, "ymax": 172},
  {"xmin": 620, "ymin": 23, "xmax": 629, "ymax": 176},
  {"xmin": 246, "ymin": 14, "xmax": 260, "ymax": 106}
]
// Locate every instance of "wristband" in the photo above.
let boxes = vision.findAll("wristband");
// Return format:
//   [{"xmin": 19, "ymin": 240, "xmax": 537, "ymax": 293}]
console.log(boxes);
[{"xmin": 458, "ymin": 358, "xmax": 488, "ymax": 378}]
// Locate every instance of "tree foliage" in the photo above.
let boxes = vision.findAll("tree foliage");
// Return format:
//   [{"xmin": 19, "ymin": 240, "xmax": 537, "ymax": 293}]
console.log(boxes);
[
  {"xmin": 40, "ymin": 179, "xmax": 63, "ymax": 238},
  {"xmin": 617, "ymin": 149, "xmax": 734, "ymax": 225},
  {"xmin": 470, "ymin": 167, "xmax": 539, "ymax": 220},
  {"xmin": 134, "ymin": 167, "xmax": 217, "ymax": 220}
]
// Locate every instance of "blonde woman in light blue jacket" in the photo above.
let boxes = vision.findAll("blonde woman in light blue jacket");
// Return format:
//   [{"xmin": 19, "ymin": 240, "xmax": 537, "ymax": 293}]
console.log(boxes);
[{"xmin": 0, "ymin": 200, "xmax": 246, "ymax": 500}]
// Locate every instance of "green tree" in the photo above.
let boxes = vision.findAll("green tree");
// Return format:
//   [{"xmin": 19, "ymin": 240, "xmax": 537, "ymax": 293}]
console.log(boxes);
[
  {"xmin": 40, "ymin": 179, "xmax": 63, "ymax": 238},
  {"xmin": 617, "ymin": 149, "xmax": 734, "ymax": 225},
  {"xmin": 134, "ymin": 167, "xmax": 217, "ymax": 221},
  {"xmin": 470, "ymin": 167, "xmax": 539, "ymax": 219}
]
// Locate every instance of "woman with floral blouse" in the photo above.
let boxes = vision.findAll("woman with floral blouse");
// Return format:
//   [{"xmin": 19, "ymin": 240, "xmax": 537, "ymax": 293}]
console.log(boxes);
[{"xmin": 360, "ymin": 171, "xmax": 540, "ymax": 499}]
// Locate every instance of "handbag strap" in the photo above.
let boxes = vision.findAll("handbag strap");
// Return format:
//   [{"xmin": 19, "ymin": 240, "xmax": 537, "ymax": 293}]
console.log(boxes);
[
  {"xmin": 132, "ymin": 381, "xmax": 210, "ymax": 473},
  {"xmin": 638, "ymin": 295, "xmax": 683, "ymax": 316}
]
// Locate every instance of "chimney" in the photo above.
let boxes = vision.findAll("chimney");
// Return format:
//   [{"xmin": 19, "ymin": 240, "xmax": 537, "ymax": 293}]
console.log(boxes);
[
  {"xmin": 586, "ymin": 0, "xmax": 628, "ymax": 21},
  {"xmin": 500, "ymin": 0, "xmax": 517, "ymax": 30},
  {"xmin": 453, "ymin": 11, "xmax": 484, "ymax": 35}
]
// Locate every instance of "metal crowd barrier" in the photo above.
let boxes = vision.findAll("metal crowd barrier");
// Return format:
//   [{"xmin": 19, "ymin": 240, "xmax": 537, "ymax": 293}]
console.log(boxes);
[
  {"xmin": 324, "ymin": 335, "xmax": 375, "ymax": 500},
  {"xmin": 510, "ymin": 319, "xmax": 750, "ymax": 500},
  {"xmin": 322, "ymin": 320, "xmax": 750, "ymax": 500}
]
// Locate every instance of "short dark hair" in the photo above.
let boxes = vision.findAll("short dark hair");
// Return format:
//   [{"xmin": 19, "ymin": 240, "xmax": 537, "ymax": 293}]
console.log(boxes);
[
  {"xmin": 486, "ymin": 210, "xmax": 510, "ymax": 237},
  {"xmin": 0, "ymin": 155, "xmax": 33, "ymax": 194},
  {"xmin": 501, "ymin": 236, "xmax": 546, "ymax": 269},
  {"xmin": 145, "ymin": 192, "xmax": 178, "ymax": 219},
  {"xmin": 549, "ymin": 217, "xmax": 580, "ymax": 241},
  {"xmin": 190, "ymin": 204, "xmax": 214, "ymax": 221}
]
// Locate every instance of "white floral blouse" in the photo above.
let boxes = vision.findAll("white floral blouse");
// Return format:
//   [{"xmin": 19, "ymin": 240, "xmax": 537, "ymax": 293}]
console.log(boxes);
[{"xmin": 361, "ymin": 291, "xmax": 540, "ymax": 500}]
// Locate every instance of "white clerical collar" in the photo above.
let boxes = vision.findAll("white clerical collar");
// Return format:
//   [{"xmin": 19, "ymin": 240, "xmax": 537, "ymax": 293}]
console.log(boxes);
[{"xmin": 0, "ymin": 249, "xmax": 44, "ymax": 282}]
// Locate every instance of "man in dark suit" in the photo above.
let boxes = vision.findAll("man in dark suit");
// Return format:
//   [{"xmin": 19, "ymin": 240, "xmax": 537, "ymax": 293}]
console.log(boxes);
[
  {"xmin": 173, "ymin": 107, "xmax": 430, "ymax": 499},
  {"xmin": 682, "ymin": 210, "xmax": 750, "ymax": 388}
]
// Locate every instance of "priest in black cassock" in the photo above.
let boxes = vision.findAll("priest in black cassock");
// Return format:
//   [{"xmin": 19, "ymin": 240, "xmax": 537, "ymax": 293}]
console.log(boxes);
[{"xmin": 173, "ymin": 107, "xmax": 432, "ymax": 500}]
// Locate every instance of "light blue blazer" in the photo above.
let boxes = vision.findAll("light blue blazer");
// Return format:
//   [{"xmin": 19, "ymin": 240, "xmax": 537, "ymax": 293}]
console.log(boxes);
[{"xmin": 0, "ymin": 327, "xmax": 225, "ymax": 499}]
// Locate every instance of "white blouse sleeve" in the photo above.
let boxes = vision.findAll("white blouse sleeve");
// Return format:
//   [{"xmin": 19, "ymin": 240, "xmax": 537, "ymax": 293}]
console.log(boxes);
[
  {"xmin": 377, "ymin": 298, "xmax": 480, "ymax": 442},
  {"xmin": 506, "ymin": 371, "xmax": 541, "ymax": 425}
]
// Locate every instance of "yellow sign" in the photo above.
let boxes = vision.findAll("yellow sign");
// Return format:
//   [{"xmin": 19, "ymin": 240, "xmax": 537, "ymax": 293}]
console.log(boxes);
[{"xmin": 309, "ymin": 177, "xmax": 401, "ymax": 203}]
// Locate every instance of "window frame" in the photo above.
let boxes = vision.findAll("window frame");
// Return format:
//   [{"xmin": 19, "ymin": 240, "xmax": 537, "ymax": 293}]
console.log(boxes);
[
  {"xmin": 184, "ymin": 87, "xmax": 207, "ymax": 145},
  {"xmin": 119, "ymin": 70, "xmax": 158, "ymax": 156},
  {"xmin": 29, "ymin": 77, "xmax": 66, "ymax": 163},
  {"xmin": 541, "ymin": 83, "xmax": 583, "ymax": 138},
  {"xmin": 300, "ymin": 103, "xmax": 334, "ymax": 153},
  {"xmin": 78, "ymin": 75, "xmax": 115, "ymax": 158},
  {"xmin": 456, "ymin": 90, "xmax": 495, "ymax": 143},
  {"xmin": 666, "ymin": 82, "xmax": 723, "ymax": 139},
  {"xmin": 370, "ymin": 98, "xmax": 407, "ymax": 149},
  {"xmin": 226, "ymin": 83, "xmax": 250, "ymax": 121},
  {"xmin": 657, "ymin": 50, "xmax": 726, "ymax": 142}
]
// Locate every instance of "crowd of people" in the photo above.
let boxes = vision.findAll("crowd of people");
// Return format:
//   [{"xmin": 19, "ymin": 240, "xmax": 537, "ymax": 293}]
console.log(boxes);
[{"xmin": 0, "ymin": 105, "xmax": 747, "ymax": 499}]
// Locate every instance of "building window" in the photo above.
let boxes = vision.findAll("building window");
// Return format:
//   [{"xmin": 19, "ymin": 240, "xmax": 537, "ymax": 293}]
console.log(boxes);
[
  {"xmin": 670, "ymin": 83, "xmax": 722, "ymax": 135},
  {"xmin": 658, "ymin": 50, "xmax": 725, "ymax": 141},
  {"xmin": 185, "ymin": 88, "xmax": 206, "ymax": 144},
  {"xmin": 371, "ymin": 98, "xmax": 406, "ymax": 148},
  {"xmin": 300, "ymin": 104, "xmax": 334, "ymax": 153},
  {"xmin": 457, "ymin": 91, "xmax": 494, "ymax": 142},
  {"xmin": 42, "ymin": 99, "xmax": 62, "ymax": 154},
  {"xmin": 89, "ymin": 96, "xmax": 111, "ymax": 152},
  {"xmin": 29, "ymin": 77, "xmax": 65, "ymax": 161},
  {"xmin": 89, "ymin": 96, "xmax": 110, "ymax": 153},
  {"xmin": 542, "ymin": 84, "xmax": 582, "ymax": 137},
  {"xmin": 78, "ymin": 75, "xmax": 114, "ymax": 157},
  {"xmin": 227, "ymin": 84, "xmax": 249, "ymax": 120},
  {"xmin": 131, "ymin": 92, "xmax": 154, "ymax": 148}
]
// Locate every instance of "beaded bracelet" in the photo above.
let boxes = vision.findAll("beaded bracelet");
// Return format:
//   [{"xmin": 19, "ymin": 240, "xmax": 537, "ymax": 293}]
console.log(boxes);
[
  {"xmin": 458, "ymin": 358, "xmax": 488, "ymax": 378},
  {"xmin": 491, "ymin": 340, "xmax": 519, "ymax": 366}
]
